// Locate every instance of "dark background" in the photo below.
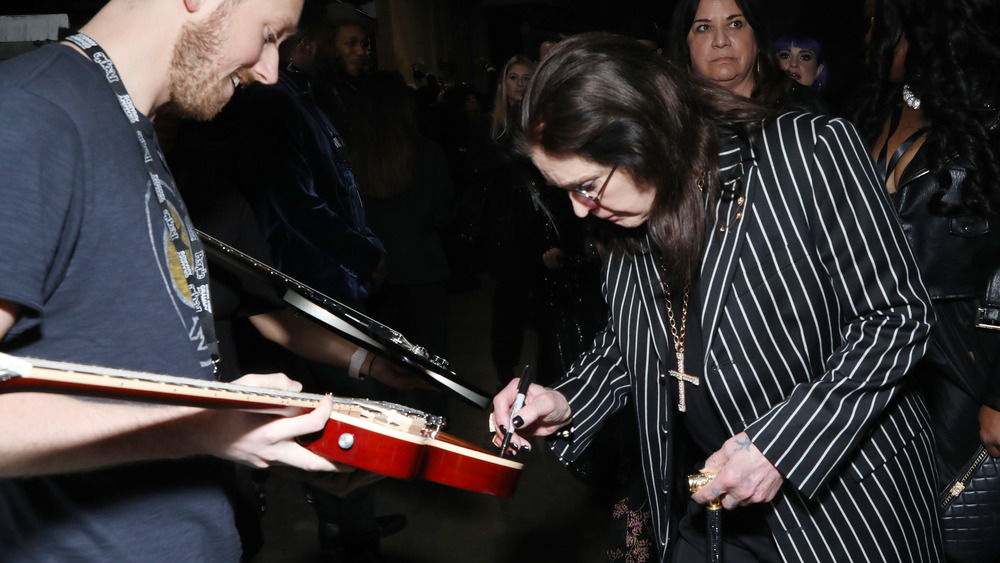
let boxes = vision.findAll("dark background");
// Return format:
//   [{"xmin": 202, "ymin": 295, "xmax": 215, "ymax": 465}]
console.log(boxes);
[
  {"xmin": 479, "ymin": 0, "xmax": 870, "ymax": 112},
  {"xmin": 1, "ymin": 0, "xmax": 871, "ymax": 112}
]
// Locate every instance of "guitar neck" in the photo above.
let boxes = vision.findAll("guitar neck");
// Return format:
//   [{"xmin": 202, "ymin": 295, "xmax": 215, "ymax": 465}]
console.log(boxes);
[
  {"xmin": 196, "ymin": 229, "xmax": 492, "ymax": 410},
  {"xmin": 195, "ymin": 229, "xmax": 381, "ymax": 335},
  {"xmin": 0, "ymin": 353, "xmax": 523, "ymax": 497},
  {"xmin": 0, "ymin": 355, "xmax": 440, "ymax": 435}
]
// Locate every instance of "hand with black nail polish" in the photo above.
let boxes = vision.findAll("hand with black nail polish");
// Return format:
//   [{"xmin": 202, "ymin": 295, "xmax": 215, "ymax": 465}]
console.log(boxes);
[{"xmin": 489, "ymin": 377, "xmax": 573, "ymax": 450}]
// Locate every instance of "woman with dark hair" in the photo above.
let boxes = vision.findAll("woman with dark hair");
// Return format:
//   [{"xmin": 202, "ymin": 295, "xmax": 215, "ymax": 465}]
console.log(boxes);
[
  {"xmin": 852, "ymin": 0, "xmax": 1000, "ymax": 558},
  {"xmin": 668, "ymin": 0, "xmax": 785, "ymax": 104},
  {"xmin": 668, "ymin": 0, "xmax": 825, "ymax": 113},
  {"xmin": 491, "ymin": 33, "xmax": 942, "ymax": 562}
]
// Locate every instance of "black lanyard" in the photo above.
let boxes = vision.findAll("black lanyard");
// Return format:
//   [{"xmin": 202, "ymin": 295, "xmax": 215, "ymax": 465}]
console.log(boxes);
[{"xmin": 65, "ymin": 33, "xmax": 220, "ymax": 372}]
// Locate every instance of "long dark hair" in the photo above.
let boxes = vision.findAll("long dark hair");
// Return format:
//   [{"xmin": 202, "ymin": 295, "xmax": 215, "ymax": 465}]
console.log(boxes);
[
  {"xmin": 518, "ymin": 32, "xmax": 769, "ymax": 286},
  {"xmin": 667, "ymin": 0, "xmax": 790, "ymax": 106},
  {"xmin": 852, "ymin": 0, "xmax": 1000, "ymax": 217},
  {"xmin": 349, "ymin": 71, "xmax": 417, "ymax": 199}
]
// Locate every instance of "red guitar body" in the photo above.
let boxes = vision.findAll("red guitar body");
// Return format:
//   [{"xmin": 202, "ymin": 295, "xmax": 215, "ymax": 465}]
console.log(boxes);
[
  {"xmin": 304, "ymin": 416, "xmax": 521, "ymax": 496},
  {"xmin": 0, "ymin": 355, "xmax": 522, "ymax": 497}
]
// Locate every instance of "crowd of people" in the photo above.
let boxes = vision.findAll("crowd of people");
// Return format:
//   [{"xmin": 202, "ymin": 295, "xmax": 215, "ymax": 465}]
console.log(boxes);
[{"xmin": 1, "ymin": 0, "xmax": 998, "ymax": 562}]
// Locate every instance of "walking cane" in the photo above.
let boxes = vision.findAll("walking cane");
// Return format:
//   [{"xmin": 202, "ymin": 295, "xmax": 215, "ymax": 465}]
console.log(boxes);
[{"xmin": 688, "ymin": 471, "xmax": 722, "ymax": 563}]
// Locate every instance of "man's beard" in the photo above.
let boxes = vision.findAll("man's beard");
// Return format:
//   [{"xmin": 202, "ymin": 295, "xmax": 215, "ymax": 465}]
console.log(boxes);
[{"xmin": 164, "ymin": 3, "xmax": 245, "ymax": 120}]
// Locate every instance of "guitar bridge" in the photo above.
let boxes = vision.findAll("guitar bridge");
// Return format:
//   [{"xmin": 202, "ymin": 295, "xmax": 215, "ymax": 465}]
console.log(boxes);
[
  {"xmin": 352, "ymin": 400, "xmax": 446, "ymax": 439},
  {"xmin": 420, "ymin": 414, "xmax": 445, "ymax": 439}
]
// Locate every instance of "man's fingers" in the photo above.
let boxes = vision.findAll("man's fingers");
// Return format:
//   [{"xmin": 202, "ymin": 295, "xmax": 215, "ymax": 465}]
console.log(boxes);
[
  {"xmin": 722, "ymin": 495, "xmax": 752, "ymax": 510},
  {"xmin": 490, "ymin": 433, "xmax": 532, "ymax": 456},
  {"xmin": 275, "ymin": 443, "xmax": 342, "ymax": 472},
  {"xmin": 701, "ymin": 447, "xmax": 729, "ymax": 473},
  {"xmin": 233, "ymin": 372, "xmax": 303, "ymax": 392},
  {"xmin": 275, "ymin": 395, "xmax": 334, "ymax": 437},
  {"xmin": 260, "ymin": 396, "xmax": 339, "ymax": 470}
]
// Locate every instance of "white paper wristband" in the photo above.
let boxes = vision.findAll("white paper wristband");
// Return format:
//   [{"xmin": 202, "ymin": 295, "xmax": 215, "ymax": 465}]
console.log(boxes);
[{"xmin": 348, "ymin": 348, "xmax": 369, "ymax": 380}]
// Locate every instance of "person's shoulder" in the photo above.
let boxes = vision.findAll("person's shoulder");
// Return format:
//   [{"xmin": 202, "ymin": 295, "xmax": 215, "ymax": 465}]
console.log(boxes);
[
  {"xmin": 0, "ymin": 43, "xmax": 59, "ymax": 81},
  {"xmin": 1, "ymin": 44, "xmax": 96, "ymax": 93},
  {"xmin": 0, "ymin": 45, "xmax": 108, "ymax": 139},
  {"xmin": 757, "ymin": 113, "xmax": 864, "ymax": 163},
  {"xmin": 766, "ymin": 112, "xmax": 857, "ymax": 140}
]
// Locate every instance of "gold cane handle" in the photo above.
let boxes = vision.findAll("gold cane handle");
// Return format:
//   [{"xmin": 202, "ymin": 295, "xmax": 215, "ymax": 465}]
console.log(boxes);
[
  {"xmin": 687, "ymin": 471, "xmax": 718, "ymax": 494},
  {"xmin": 688, "ymin": 471, "xmax": 723, "ymax": 508}
]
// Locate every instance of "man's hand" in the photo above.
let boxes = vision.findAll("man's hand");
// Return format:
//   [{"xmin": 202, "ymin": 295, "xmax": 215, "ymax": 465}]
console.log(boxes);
[
  {"xmin": 489, "ymin": 379, "xmax": 572, "ymax": 455},
  {"xmin": 691, "ymin": 432, "xmax": 783, "ymax": 510},
  {"xmin": 197, "ymin": 373, "xmax": 348, "ymax": 473}
]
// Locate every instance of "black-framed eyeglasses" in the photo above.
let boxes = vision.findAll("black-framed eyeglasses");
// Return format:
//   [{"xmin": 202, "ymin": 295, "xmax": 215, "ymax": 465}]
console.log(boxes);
[{"xmin": 572, "ymin": 163, "xmax": 618, "ymax": 204}]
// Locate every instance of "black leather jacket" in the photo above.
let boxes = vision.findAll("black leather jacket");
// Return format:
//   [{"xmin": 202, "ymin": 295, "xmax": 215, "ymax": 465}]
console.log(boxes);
[{"xmin": 890, "ymin": 105, "xmax": 1000, "ymax": 300}]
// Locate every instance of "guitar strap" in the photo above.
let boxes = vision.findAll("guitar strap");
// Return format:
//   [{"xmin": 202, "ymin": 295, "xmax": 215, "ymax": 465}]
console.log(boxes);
[{"xmin": 64, "ymin": 33, "xmax": 220, "ymax": 370}]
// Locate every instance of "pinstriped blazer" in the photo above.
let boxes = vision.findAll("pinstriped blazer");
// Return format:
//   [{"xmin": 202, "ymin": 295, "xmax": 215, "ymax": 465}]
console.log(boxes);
[{"xmin": 549, "ymin": 113, "xmax": 943, "ymax": 562}]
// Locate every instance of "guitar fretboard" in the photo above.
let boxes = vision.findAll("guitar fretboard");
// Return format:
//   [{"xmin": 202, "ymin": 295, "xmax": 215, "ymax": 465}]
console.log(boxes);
[{"xmin": 0, "ymin": 355, "xmax": 443, "ymax": 436}]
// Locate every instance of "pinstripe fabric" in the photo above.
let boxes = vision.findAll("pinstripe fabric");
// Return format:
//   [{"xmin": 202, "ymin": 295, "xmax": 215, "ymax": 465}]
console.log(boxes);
[{"xmin": 548, "ymin": 113, "xmax": 943, "ymax": 562}]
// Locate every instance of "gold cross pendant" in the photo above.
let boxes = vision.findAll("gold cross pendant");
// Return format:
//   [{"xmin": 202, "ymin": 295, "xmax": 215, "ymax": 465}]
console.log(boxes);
[{"xmin": 669, "ymin": 356, "xmax": 699, "ymax": 413}]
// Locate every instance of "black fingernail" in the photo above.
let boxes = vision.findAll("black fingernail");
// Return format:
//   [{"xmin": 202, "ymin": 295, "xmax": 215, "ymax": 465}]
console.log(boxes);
[
  {"xmin": 512, "ymin": 416, "xmax": 524, "ymax": 428},
  {"xmin": 499, "ymin": 424, "xmax": 507, "ymax": 434}
]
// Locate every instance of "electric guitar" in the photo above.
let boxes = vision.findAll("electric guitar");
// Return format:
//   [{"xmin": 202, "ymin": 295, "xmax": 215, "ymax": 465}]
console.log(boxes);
[
  {"xmin": 195, "ymin": 229, "xmax": 492, "ymax": 410},
  {"xmin": 0, "ymin": 353, "xmax": 522, "ymax": 497}
]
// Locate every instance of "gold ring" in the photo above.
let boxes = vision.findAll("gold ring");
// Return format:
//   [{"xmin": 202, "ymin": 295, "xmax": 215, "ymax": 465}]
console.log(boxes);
[{"xmin": 488, "ymin": 413, "xmax": 496, "ymax": 433}]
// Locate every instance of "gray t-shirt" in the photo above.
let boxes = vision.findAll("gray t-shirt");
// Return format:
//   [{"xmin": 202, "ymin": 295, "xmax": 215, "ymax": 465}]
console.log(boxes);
[{"xmin": 0, "ymin": 43, "xmax": 241, "ymax": 561}]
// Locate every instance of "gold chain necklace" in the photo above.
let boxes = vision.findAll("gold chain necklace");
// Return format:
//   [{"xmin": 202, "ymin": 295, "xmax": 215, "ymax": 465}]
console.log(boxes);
[{"xmin": 661, "ymin": 265, "xmax": 698, "ymax": 412}]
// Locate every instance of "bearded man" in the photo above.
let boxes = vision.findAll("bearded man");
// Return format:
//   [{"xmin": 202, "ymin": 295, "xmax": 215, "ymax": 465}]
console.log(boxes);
[
  {"xmin": 0, "ymin": 0, "xmax": 365, "ymax": 560},
  {"xmin": 217, "ymin": 2, "xmax": 391, "ymax": 556}
]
